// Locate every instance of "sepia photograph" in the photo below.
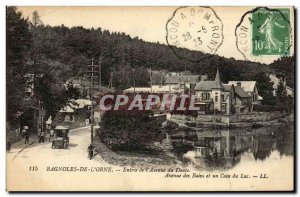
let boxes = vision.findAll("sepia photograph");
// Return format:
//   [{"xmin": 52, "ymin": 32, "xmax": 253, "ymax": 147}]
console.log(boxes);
[{"xmin": 5, "ymin": 6, "xmax": 295, "ymax": 192}]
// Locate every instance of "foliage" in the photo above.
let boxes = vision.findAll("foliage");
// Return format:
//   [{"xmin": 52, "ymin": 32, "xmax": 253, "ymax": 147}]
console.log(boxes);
[
  {"xmin": 270, "ymin": 56, "xmax": 295, "ymax": 89},
  {"xmin": 35, "ymin": 73, "xmax": 80, "ymax": 118},
  {"xmin": 100, "ymin": 109, "xmax": 161, "ymax": 151},
  {"xmin": 17, "ymin": 12, "xmax": 293, "ymax": 92},
  {"xmin": 275, "ymin": 81, "xmax": 293, "ymax": 112},
  {"xmin": 251, "ymin": 72, "xmax": 276, "ymax": 106},
  {"xmin": 7, "ymin": 8, "xmax": 295, "ymax": 129},
  {"xmin": 6, "ymin": 6, "xmax": 32, "ymax": 125},
  {"xmin": 253, "ymin": 105, "xmax": 275, "ymax": 112}
]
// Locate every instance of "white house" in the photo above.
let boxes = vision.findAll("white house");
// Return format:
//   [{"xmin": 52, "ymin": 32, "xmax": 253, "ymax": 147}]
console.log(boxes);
[{"xmin": 194, "ymin": 69, "xmax": 235, "ymax": 115}]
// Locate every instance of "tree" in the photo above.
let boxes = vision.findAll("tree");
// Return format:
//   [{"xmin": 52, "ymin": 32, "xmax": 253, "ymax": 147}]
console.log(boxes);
[
  {"xmin": 252, "ymin": 72, "xmax": 276, "ymax": 105},
  {"xmin": 275, "ymin": 81, "xmax": 290, "ymax": 111},
  {"xmin": 6, "ymin": 6, "xmax": 32, "ymax": 126},
  {"xmin": 133, "ymin": 66, "xmax": 150, "ymax": 87},
  {"xmin": 270, "ymin": 56, "xmax": 295, "ymax": 89},
  {"xmin": 35, "ymin": 74, "xmax": 81, "ymax": 118},
  {"xmin": 31, "ymin": 10, "xmax": 43, "ymax": 27},
  {"xmin": 100, "ymin": 109, "xmax": 160, "ymax": 151}
]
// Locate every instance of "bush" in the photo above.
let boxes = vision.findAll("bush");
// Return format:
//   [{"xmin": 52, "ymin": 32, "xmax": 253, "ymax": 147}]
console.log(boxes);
[
  {"xmin": 100, "ymin": 109, "xmax": 162, "ymax": 151},
  {"xmin": 253, "ymin": 105, "xmax": 275, "ymax": 112}
]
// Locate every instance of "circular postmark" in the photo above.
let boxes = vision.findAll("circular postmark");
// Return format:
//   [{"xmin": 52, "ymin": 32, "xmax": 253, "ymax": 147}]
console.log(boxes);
[
  {"xmin": 235, "ymin": 7, "xmax": 293, "ymax": 63},
  {"xmin": 166, "ymin": 6, "xmax": 224, "ymax": 62}
]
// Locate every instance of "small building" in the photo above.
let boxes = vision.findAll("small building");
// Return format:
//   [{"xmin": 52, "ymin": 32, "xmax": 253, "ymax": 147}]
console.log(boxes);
[
  {"xmin": 164, "ymin": 75, "xmax": 200, "ymax": 91},
  {"xmin": 57, "ymin": 99, "xmax": 92, "ymax": 124},
  {"xmin": 227, "ymin": 81, "xmax": 261, "ymax": 105},
  {"xmin": 59, "ymin": 105, "xmax": 75, "ymax": 122},
  {"xmin": 123, "ymin": 85, "xmax": 184, "ymax": 94},
  {"xmin": 269, "ymin": 73, "xmax": 294, "ymax": 97},
  {"xmin": 233, "ymin": 86, "xmax": 252, "ymax": 114},
  {"xmin": 194, "ymin": 69, "xmax": 235, "ymax": 115}
]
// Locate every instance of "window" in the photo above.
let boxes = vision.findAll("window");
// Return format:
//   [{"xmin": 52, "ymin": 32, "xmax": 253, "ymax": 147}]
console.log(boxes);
[
  {"xmin": 215, "ymin": 96, "xmax": 218, "ymax": 102},
  {"xmin": 221, "ymin": 103, "xmax": 226, "ymax": 112},
  {"xmin": 201, "ymin": 92, "xmax": 211, "ymax": 100},
  {"xmin": 221, "ymin": 95, "xmax": 225, "ymax": 102}
]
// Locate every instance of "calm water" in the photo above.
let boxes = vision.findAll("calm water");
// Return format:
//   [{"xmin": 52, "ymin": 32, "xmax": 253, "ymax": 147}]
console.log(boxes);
[{"xmin": 171, "ymin": 125, "xmax": 294, "ymax": 171}]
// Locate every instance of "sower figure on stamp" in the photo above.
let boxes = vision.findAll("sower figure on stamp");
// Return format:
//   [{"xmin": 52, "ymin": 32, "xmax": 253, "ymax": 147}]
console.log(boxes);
[{"xmin": 259, "ymin": 12, "xmax": 285, "ymax": 53}]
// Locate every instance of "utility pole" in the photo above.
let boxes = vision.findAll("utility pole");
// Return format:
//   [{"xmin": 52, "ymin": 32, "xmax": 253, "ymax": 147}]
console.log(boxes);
[
  {"xmin": 107, "ymin": 72, "xmax": 113, "ymax": 91},
  {"xmin": 98, "ymin": 56, "xmax": 102, "ymax": 93},
  {"xmin": 87, "ymin": 58, "xmax": 100, "ymax": 146},
  {"xmin": 150, "ymin": 67, "xmax": 153, "ymax": 94}
]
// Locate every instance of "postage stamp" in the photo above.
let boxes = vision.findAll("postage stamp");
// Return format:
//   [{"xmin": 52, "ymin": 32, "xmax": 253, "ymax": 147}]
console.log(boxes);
[
  {"xmin": 166, "ymin": 6, "xmax": 223, "ymax": 62},
  {"xmin": 235, "ymin": 7, "xmax": 293, "ymax": 62},
  {"xmin": 252, "ymin": 8, "xmax": 290, "ymax": 56}
]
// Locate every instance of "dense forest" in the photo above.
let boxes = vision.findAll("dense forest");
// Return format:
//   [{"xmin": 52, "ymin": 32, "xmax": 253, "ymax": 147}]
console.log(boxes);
[
  {"xmin": 20, "ymin": 10, "xmax": 295, "ymax": 88},
  {"xmin": 7, "ymin": 7, "xmax": 295, "ymax": 127}
]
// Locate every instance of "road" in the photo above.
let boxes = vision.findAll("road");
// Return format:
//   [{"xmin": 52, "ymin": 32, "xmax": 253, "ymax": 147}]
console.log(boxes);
[
  {"xmin": 6, "ymin": 127, "xmax": 116, "ymax": 191},
  {"xmin": 7, "ymin": 127, "xmax": 106, "ymax": 165}
]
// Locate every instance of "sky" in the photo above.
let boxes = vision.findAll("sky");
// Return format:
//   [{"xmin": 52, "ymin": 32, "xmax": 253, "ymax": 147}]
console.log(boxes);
[{"xmin": 17, "ymin": 6, "xmax": 294, "ymax": 64}]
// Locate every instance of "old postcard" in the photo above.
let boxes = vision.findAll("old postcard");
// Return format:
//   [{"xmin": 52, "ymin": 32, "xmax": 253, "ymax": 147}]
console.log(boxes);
[{"xmin": 6, "ymin": 6, "xmax": 295, "ymax": 191}]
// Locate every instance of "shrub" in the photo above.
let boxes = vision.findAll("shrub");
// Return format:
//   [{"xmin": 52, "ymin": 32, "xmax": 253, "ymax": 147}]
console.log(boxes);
[
  {"xmin": 253, "ymin": 105, "xmax": 275, "ymax": 112},
  {"xmin": 100, "ymin": 109, "xmax": 162, "ymax": 151}
]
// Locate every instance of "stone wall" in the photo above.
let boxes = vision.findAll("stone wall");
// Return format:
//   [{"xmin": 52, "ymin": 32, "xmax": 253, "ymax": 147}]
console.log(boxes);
[{"xmin": 171, "ymin": 111, "xmax": 289, "ymax": 124}]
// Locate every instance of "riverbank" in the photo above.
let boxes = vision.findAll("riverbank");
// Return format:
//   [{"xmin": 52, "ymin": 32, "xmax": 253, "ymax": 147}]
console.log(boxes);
[
  {"xmin": 171, "ymin": 112, "xmax": 293, "ymax": 128},
  {"xmin": 94, "ymin": 130, "xmax": 178, "ymax": 167}
]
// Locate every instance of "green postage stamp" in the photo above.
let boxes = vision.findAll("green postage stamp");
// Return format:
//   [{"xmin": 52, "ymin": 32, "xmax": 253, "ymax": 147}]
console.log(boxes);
[
  {"xmin": 236, "ymin": 7, "xmax": 293, "ymax": 62},
  {"xmin": 252, "ymin": 8, "xmax": 290, "ymax": 56}
]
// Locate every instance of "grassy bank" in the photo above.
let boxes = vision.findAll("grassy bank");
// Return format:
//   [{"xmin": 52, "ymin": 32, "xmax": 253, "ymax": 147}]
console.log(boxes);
[{"xmin": 93, "ymin": 132, "xmax": 178, "ymax": 167}]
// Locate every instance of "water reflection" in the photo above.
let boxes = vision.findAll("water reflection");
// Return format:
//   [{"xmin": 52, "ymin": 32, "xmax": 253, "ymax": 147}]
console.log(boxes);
[{"xmin": 170, "ymin": 126, "xmax": 294, "ymax": 170}]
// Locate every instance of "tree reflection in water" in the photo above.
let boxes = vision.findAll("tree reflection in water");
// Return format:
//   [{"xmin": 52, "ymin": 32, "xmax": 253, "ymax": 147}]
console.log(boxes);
[{"xmin": 170, "ymin": 125, "xmax": 294, "ymax": 170}]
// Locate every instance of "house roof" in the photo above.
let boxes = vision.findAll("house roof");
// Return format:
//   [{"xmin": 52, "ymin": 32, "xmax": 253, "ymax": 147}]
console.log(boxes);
[
  {"xmin": 214, "ymin": 69, "xmax": 222, "ymax": 89},
  {"xmin": 222, "ymin": 85, "xmax": 233, "ymax": 92},
  {"xmin": 227, "ymin": 81, "xmax": 257, "ymax": 92},
  {"xmin": 73, "ymin": 99, "xmax": 92, "ymax": 108},
  {"xmin": 200, "ymin": 75, "xmax": 208, "ymax": 81},
  {"xmin": 59, "ymin": 105, "xmax": 74, "ymax": 113},
  {"xmin": 195, "ymin": 81, "xmax": 219, "ymax": 91},
  {"xmin": 234, "ymin": 86, "xmax": 251, "ymax": 98},
  {"xmin": 165, "ymin": 75, "xmax": 200, "ymax": 84},
  {"xmin": 123, "ymin": 85, "xmax": 183, "ymax": 93},
  {"xmin": 59, "ymin": 99, "xmax": 92, "ymax": 113},
  {"xmin": 195, "ymin": 83, "xmax": 233, "ymax": 92},
  {"xmin": 194, "ymin": 69, "xmax": 223, "ymax": 91},
  {"xmin": 55, "ymin": 125, "xmax": 69, "ymax": 130}
]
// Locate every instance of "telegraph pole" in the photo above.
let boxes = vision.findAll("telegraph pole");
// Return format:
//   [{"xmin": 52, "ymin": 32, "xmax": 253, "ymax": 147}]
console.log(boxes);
[
  {"xmin": 98, "ymin": 56, "xmax": 102, "ymax": 92},
  {"xmin": 87, "ymin": 58, "xmax": 100, "ymax": 146}
]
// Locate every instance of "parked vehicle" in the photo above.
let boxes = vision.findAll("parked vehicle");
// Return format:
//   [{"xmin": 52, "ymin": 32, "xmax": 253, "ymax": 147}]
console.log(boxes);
[{"xmin": 51, "ymin": 126, "xmax": 69, "ymax": 149}]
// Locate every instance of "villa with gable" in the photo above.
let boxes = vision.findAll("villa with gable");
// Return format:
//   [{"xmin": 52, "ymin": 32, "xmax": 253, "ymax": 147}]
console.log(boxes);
[
  {"xmin": 194, "ymin": 69, "xmax": 262, "ymax": 115},
  {"xmin": 194, "ymin": 69, "xmax": 235, "ymax": 115}
]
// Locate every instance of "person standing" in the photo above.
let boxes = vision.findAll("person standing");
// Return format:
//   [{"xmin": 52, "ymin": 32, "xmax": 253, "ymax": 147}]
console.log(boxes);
[
  {"xmin": 88, "ymin": 144, "xmax": 94, "ymax": 160},
  {"xmin": 40, "ymin": 130, "xmax": 45, "ymax": 143},
  {"xmin": 49, "ymin": 128, "xmax": 54, "ymax": 142},
  {"xmin": 24, "ymin": 130, "xmax": 30, "ymax": 144},
  {"xmin": 21, "ymin": 126, "xmax": 27, "ymax": 138},
  {"xmin": 38, "ymin": 128, "xmax": 42, "ymax": 143}
]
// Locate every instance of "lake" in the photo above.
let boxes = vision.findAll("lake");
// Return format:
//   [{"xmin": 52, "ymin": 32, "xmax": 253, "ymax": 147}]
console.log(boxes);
[{"xmin": 170, "ymin": 125, "xmax": 294, "ymax": 171}]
